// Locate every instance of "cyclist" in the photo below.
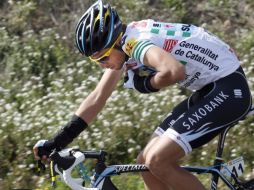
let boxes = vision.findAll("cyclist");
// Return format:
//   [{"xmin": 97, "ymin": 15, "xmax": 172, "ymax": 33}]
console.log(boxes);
[{"xmin": 33, "ymin": 0, "xmax": 252, "ymax": 189}]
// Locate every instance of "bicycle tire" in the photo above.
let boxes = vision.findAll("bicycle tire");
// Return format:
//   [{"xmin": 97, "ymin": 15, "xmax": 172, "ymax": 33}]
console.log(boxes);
[{"xmin": 237, "ymin": 179, "xmax": 254, "ymax": 190}]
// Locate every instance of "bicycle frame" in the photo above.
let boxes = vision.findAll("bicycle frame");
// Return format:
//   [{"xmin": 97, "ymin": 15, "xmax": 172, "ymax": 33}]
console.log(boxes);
[
  {"xmin": 44, "ymin": 127, "xmax": 245, "ymax": 190},
  {"xmin": 47, "ymin": 132, "xmax": 239, "ymax": 190},
  {"xmin": 90, "ymin": 126, "xmax": 239, "ymax": 190},
  {"xmin": 91, "ymin": 164, "xmax": 238, "ymax": 190},
  {"xmin": 43, "ymin": 105, "xmax": 254, "ymax": 190}
]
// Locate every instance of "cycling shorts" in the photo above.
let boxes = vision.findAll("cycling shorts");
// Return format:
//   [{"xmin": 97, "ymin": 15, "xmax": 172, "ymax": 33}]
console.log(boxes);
[{"xmin": 154, "ymin": 66, "xmax": 252, "ymax": 155}]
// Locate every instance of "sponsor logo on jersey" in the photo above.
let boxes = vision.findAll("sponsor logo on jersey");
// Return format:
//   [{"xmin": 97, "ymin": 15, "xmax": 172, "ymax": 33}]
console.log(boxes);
[
  {"xmin": 168, "ymin": 119, "xmax": 176, "ymax": 127},
  {"xmin": 164, "ymin": 24, "xmax": 174, "ymax": 28},
  {"xmin": 179, "ymin": 41, "xmax": 219, "ymax": 61},
  {"xmin": 167, "ymin": 30, "xmax": 175, "ymax": 36},
  {"xmin": 181, "ymin": 24, "xmax": 191, "ymax": 32},
  {"xmin": 185, "ymin": 51, "xmax": 219, "ymax": 71},
  {"xmin": 131, "ymin": 21, "xmax": 148, "ymax": 28},
  {"xmin": 163, "ymin": 39, "xmax": 178, "ymax": 53},
  {"xmin": 234, "ymin": 89, "xmax": 243, "ymax": 98},
  {"xmin": 176, "ymin": 41, "xmax": 220, "ymax": 71},
  {"xmin": 124, "ymin": 38, "xmax": 138, "ymax": 56},
  {"xmin": 181, "ymin": 72, "xmax": 201, "ymax": 88},
  {"xmin": 150, "ymin": 28, "xmax": 160, "ymax": 34},
  {"xmin": 153, "ymin": 23, "xmax": 161, "ymax": 28},
  {"xmin": 182, "ymin": 32, "xmax": 191, "ymax": 37},
  {"xmin": 182, "ymin": 91, "xmax": 229, "ymax": 129}
]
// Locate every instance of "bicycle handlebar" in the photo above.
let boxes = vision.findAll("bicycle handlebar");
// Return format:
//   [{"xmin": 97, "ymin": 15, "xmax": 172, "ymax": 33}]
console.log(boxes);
[{"xmin": 38, "ymin": 148, "xmax": 107, "ymax": 190}]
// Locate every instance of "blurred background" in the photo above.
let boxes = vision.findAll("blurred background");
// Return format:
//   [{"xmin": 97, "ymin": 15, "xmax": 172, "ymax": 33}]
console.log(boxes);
[{"xmin": 0, "ymin": 0, "xmax": 253, "ymax": 189}]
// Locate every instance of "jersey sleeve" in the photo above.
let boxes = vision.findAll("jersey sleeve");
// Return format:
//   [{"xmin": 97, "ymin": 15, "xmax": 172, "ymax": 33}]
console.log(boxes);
[
  {"xmin": 121, "ymin": 24, "xmax": 155, "ymax": 64},
  {"xmin": 131, "ymin": 40, "xmax": 154, "ymax": 64}
]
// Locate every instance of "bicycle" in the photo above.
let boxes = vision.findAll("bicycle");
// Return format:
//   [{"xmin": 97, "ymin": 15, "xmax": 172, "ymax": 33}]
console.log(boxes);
[{"xmin": 37, "ymin": 105, "xmax": 254, "ymax": 190}]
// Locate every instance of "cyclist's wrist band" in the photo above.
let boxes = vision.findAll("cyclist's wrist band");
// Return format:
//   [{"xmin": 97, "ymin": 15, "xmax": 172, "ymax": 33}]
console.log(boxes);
[
  {"xmin": 145, "ymin": 75, "xmax": 159, "ymax": 92},
  {"xmin": 51, "ymin": 114, "xmax": 88, "ymax": 150},
  {"xmin": 134, "ymin": 74, "xmax": 159, "ymax": 93}
]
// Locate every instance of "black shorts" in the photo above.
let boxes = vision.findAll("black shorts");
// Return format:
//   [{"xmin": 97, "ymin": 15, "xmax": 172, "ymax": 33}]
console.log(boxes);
[{"xmin": 154, "ymin": 66, "xmax": 252, "ymax": 154}]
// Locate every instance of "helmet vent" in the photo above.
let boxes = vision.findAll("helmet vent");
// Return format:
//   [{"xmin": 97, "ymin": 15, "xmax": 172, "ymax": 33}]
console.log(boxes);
[
  {"xmin": 105, "ymin": 15, "xmax": 110, "ymax": 27},
  {"xmin": 85, "ymin": 28, "xmax": 90, "ymax": 40},
  {"xmin": 93, "ymin": 37, "xmax": 99, "ymax": 47},
  {"xmin": 103, "ymin": 31, "xmax": 109, "ymax": 42},
  {"xmin": 94, "ymin": 20, "xmax": 100, "ymax": 33},
  {"xmin": 114, "ymin": 15, "xmax": 119, "ymax": 23}
]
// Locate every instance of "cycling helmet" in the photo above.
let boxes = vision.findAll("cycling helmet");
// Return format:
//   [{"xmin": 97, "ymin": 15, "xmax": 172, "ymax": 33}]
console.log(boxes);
[{"xmin": 75, "ymin": 0, "xmax": 123, "ymax": 56}]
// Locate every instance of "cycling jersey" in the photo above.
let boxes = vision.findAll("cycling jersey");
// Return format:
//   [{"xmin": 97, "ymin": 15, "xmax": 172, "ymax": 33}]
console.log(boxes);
[{"xmin": 121, "ymin": 19, "xmax": 240, "ymax": 91}]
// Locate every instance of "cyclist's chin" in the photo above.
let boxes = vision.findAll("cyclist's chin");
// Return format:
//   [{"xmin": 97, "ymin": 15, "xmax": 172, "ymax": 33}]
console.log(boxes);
[
  {"xmin": 115, "ymin": 62, "xmax": 125, "ymax": 70},
  {"xmin": 114, "ymin": 66, "xmax": 123, "ymax": 70},
  {"xmin": 109, "ymin": 67, "xmax": 121, "ymax": 71}
]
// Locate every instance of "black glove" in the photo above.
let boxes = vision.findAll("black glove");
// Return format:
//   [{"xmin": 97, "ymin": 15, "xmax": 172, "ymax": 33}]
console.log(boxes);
[
  {"xmin": 34, "ymin": 139, "xmax": 56, "ymax": 158},
  {"xmin": 34, "ymin": 114, "xmax": 88, "ymax": 158},
  {"xmin": 124, "ymin": 69, "xmax": 159, "ymax": 93},
  {"xmin": 133, "ymin": 73, "xmax": 159, "ymax": 93}
]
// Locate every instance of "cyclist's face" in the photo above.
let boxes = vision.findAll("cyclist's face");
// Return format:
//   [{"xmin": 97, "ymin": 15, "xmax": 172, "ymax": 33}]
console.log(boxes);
[
  {"xmin": 90, "ymin": 46, "xmax": 115, "ymax": 64},
  {"xmin": 90, "ymin": 41, "xmax": 126, "ymax": 70},
  {"xmin": 98, "ymin": 47, "xmax": 126, "ymax": 70}
]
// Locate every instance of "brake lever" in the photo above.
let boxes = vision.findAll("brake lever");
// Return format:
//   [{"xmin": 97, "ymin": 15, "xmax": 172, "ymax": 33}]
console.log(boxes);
[
  {"xmin": 36, "ymin": 160, "xmax": 46, "ymax": 175},
  {"xmin": 50, "ymin": 161, "xmax": 60, "ymax": 187}
]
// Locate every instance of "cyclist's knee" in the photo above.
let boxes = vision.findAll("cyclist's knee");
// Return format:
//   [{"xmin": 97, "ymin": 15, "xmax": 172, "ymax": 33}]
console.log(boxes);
[
  {"xmin": 145, "ymin": 151, "xmax": 164, "ymax": 173},
  {"xmin": 145, "ymin": 152, "xmax": 178, "ymax": 179},
  {"xmin": 144, "ymin": 142, "xmax": 183, "ymax": 178},
  {"xmin": 137, "ymin": 134, "xmax": 160, "ymax": 164}
]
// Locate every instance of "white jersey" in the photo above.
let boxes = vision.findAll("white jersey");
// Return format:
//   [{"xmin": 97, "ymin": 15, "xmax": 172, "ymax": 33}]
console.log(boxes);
[{"xmin": 121, "ymin": 19, "xmax": 240, "ymax": 91}]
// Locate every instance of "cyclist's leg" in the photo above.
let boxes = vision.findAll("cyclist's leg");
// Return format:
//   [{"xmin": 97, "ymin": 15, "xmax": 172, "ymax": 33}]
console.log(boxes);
[
  {"xmin": 144, "ymin": 135, "xmax": 205, "ymax": 190},
  {"xmin": 138, "ymin": 134, "xmax": 205, "ymax": 190},
  {"xmin": 140, "ymin": 67, "xmax": 252, "ymax": 190},
  {"xmin": 138, "ymin": 97, "xmax": 200, "ymax": 190},
  {"xmin": 138, "ymin": 134, "xmax": 173, "ymax": 190},
  {"xmin": 137, "ymin": 97, "xmax": 191, "ymax": 190}
]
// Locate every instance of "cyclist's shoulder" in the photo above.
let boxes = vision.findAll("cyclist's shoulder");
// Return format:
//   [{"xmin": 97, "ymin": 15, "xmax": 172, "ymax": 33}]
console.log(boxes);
[
  {"xmin": 121, "ymin": 19, "xmax": 153, "ymax": 57},
  {"xmin": 126, "ymin": 19, "xmax": 153, "ymax": 29},
  {"xmin": 123, "ymin": 19, "xmax": 201, "ymax": 40},
  {"xmin": 125, "ymin": 19, "xmax": 199, "ymax": 29}
]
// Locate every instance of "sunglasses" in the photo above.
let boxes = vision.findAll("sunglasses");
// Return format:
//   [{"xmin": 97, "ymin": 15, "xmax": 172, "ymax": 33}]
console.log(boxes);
[{"xmin": 89, "ymin": 32, "xmax": 123, "ymax": 64}]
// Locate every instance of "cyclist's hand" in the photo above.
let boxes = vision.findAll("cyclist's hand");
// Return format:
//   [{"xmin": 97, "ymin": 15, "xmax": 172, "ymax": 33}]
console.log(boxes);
[
  {"xmin": 124, "ymin": 69, "xmax": 158, "ymax": 93},
  {"xmin": 124, "ymin": 69, "xmax": 135, "ymax": 89},
  {"xmin": 33, "ymin": 140, "xmax": 55, "ymax": 160},
  {"xmin": 33, "ymin": 115, "xmax": 87, "ymax": 161}
]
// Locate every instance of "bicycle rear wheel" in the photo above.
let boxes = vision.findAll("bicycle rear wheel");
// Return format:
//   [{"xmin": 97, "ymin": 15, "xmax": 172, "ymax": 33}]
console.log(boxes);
[{"xmin": 237, "ymin": 179, "xmax": 254, "ymax": 190}]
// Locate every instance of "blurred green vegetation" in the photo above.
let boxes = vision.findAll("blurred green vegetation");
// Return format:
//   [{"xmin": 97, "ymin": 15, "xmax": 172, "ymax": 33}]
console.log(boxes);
[{"xmin": 0, "ymin": 0, "xmax": 253, "ymax": 189}]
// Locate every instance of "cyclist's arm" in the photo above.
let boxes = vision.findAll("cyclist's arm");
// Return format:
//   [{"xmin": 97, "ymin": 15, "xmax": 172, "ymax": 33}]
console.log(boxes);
[
  {"xmin": 143, "ymin": 46, "xmax": 185, "ymax": 89},
  {"xmin": 75, "ymin": 68, "xmax": 123, "ymax": 124}
]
